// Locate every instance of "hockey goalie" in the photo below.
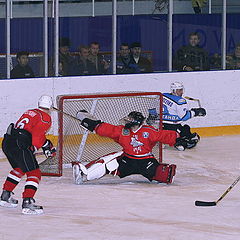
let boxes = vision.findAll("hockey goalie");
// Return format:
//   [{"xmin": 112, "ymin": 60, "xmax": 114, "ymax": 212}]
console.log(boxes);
[{"xmin": 72, "ymin": 111, "xmax": 189, "ymax": 185}]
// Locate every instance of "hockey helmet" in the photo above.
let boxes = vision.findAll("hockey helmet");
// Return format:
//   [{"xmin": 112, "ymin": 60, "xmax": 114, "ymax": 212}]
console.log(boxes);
[
  {"xmin": 124, "ymin": 111, "xmax": 145, "ymax": 129},
  {"xmin": 38, "ymin": 95, "xmax": 53, "ymax": 110},
  {"xmin": 170, "ymin": 82, "xmax": 184, "ymax": 95}
]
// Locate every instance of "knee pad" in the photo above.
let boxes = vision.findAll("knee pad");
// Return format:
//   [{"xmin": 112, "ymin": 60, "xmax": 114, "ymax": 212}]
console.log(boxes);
[{"xmin": 153, "ymin": 163, "xmax": 176, "ymax": 184}]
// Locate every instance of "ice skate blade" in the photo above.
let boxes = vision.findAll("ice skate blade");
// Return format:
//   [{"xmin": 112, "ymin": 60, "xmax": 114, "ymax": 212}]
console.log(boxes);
[
  {"xmin": 0, "ymin": 200, "xmax": 18, "ymax": 208},
  {"xmin": 22, "ymin": 208, "xmax": 44, "ymax": 215}
]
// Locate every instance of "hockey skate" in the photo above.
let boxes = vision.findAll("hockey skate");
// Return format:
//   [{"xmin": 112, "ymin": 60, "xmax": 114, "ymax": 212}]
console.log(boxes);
[
  {"xmin": 72, "ymin": 162, "xmax": 87, "ymax": 185},
  {"xmin": 22, "ymin": 198, "xmax": 43, "ymax": 215},
  {"xmin": 0, "ymin": 190, "xmax": 18, "ymax": 208},
  {"xmin": 190, "ymin": 133, "xmax": 200, "ymax": 142},
  {"xmin": 185, "ymin": 133, "xmax": 200, "ymax": 149}
]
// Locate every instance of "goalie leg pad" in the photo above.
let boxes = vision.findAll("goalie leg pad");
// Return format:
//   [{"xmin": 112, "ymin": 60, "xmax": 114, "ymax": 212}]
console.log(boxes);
[
  {"xmin": 106, "ymin": 159, "xmax": 119, "ymax": 172},
  {"xmin": 100, "ymin": 151, "xmax": 122, "ymax": 172},
  {"xmin": 153, "ymin": 163, "xmax": 176, "ymax": 184},
  {"xmin": 86, "ymin": 160, "xmax": 106, "ymax": 181},
  {"xmin": 87, "ymin": 157, "xmax": 120, "ymax": 180}
]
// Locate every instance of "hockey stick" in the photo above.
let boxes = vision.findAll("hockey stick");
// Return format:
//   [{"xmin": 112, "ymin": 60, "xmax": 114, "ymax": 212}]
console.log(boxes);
[
  {"xmin": 53, "ymin": 107, "xmax": 81, "ymax": 122},
  {"xmin": 53, "ymin": 106, "xmax": 91, "ymax": 132},
  {"xmin": 185, "ymin": 96, "xmax": 202, "ymax": 108},
  {"xmin": 195, "ymin": 175, "xmax": 240, "ymax": 207}
]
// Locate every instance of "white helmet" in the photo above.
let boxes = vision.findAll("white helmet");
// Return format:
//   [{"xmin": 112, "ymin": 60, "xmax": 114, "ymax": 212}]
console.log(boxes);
[
  {"xmin": 170, "ymin": 82, "xmax": 184, "ymax": 94},
  {"xmin": 38, "ymin": 95, "xmax": 53, "ymax": 110}
]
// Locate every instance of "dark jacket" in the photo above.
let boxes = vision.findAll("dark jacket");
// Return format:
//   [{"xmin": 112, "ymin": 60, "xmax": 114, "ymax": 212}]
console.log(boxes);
[
  {"xmin": 88, "ymin": 54, "xmax": 108, "ymax": 75},
  {"xmin": 174, "ymin": 45, "xmax": 209, "ymax": 71},
  {"xmin": 10, "ymin": 64, "xmax": 35, "ymax": 79},
  {"xmin": 70, "ymin": 56, "xmax": 97, "ymax": 76},
  {"xmin": 131, "ymin": 55, "xmax": 153, "ymax": 73},
  {"xmin": 116, "ymin": 56, "xmax": 140, "ymax": 74}
]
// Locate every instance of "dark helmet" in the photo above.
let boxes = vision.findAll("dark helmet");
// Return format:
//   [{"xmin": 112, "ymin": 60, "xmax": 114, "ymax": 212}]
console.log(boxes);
[{"xmin": 125, "ymin": 111, "xmax": 145, "ymax": 129}]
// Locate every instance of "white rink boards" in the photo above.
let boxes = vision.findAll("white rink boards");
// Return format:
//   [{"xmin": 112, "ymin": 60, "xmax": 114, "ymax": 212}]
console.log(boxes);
[{"xmin": 0, "ymin": 135, "xmax": 240, "ymax": 240}]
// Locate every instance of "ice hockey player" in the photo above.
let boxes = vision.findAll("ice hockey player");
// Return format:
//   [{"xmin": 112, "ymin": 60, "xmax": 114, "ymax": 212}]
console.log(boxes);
[
  {"xmin": 73, "ymin": 110, "xmax": 189, "ymax": 184},
  {"xmin": 147, "ymin": 82, "xmax": 206, "ymax": 150},
  {"xmin": 0, "ymin": 95, "xmax": 56, "ymax": 215}
]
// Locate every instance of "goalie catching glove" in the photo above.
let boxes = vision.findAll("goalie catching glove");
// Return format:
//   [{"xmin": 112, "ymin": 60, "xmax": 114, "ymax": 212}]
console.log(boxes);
[
  {"xmin": 76, "ymin": 110, "xmax": 102, "ymax": 132},
  {"xmin": 42, "ymin": 139, "xmax": 56, "ymax": 158},
  {"xmin": 191, "ymin": 108, "xmax": 206, "ymax": 117}
]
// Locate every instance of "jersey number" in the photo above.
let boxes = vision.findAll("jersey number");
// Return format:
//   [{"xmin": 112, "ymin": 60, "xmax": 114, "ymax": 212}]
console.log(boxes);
[{"xmin": 16, "ymin": 118, "xmax": 30, "ymax": 129}]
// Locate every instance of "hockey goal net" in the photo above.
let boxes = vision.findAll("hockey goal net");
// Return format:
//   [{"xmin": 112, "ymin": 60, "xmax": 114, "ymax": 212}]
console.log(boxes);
[{"xmin": 40, "ymin": 92, "xmax": 163, "ymax": 176}]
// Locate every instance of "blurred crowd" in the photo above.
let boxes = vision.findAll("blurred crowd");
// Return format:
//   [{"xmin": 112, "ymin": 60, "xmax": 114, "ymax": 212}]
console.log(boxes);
[{"xmin": 9, "ymin": 33, "xmax": 240, "ymax": 79}]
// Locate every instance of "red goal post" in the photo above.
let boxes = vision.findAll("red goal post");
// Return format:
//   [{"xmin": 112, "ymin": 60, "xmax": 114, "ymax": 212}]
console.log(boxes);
[{"xmin": 40, "ymin": 92, "xmax": 163, "ymax": 176}]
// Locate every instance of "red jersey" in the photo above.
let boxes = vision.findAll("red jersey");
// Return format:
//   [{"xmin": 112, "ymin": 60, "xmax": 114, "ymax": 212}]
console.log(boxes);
[
  {"xmin": 15, "ymin": 108, "xmax": 52, "ymax": 149},
  {"xmin": 95, "ymin": 123, "xmax": 177, "ymax": 159}
]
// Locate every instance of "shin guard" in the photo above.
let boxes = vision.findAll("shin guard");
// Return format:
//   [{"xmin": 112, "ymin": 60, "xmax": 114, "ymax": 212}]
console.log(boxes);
[
  {"xmin": 22, "ymin": 169, "xmax": 41, "ymax": 199},
  {"xmin": 3, "ymin": 168, "xmax": 25, "ymax": 192}
]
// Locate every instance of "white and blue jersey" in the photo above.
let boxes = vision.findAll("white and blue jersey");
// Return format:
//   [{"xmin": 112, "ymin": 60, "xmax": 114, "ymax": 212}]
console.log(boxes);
[{"xmin": 162, "ymin": 93, "xmax": 195, "ymax": 124}]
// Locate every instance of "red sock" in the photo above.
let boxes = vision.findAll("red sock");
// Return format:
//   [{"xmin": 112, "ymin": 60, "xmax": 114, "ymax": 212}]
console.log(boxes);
[
  {"xmin": 3, "ymin": 168, "xmax": 25, "ymax": 192},
  {"xmin": 22, "ymin": 169, "xmax": 41, "ymax": 199}
]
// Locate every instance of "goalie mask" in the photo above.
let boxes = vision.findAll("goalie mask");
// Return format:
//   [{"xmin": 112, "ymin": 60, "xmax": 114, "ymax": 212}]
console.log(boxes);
[{"xmin": 123, "ymin": 111, "xmax": 145, "ymax": 129}]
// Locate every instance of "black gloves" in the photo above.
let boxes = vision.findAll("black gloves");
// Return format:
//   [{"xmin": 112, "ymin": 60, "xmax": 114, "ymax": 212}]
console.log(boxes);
[
  {"xmin": 191, "ymin": 108, "xmax": 206, "ymax": 117},
  {"xmin": 42, "ymin": 139, "xmax": 56, "ymax": 158}
]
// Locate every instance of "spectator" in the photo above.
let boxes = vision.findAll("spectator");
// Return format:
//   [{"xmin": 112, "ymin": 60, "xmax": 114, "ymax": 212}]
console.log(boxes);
[
  {"xmin": 192, "ymin": 0, "xmax": 208, "ymax": 14},
  {"xmin": 209, "ymin": 53, "xmax": 221, "ymax": 70},
  {"xmin": 174, "ymin": 32, "xmax": 209, "ymax": 72},
  {"xmin": 58, "ymin": 62, "xmax": 64, "ymax": 77},
  {"xmin": 49, "ymin": 37, "xmax": 74, "ymax": 76},
  {"xmin": 226, "ymin": 43, "xmax": 240, "ymax": 70},
  {"xmin": 70, "ymin": 45, "xmax": 96, "ymax": 76},
  {"xmin": 88, "ymin": 42, "xmax": 110, "ymax": 74},
  {"xmin": 10, "ymin": 51, "xmax": 35, "ymax": 79},
  {"xmin": 130, "ymin": 42, "xmax": 153, "ymax": 73},
  {"xmin": 116, "ymin": 43, "xmax": 140, "ymax": 74}
]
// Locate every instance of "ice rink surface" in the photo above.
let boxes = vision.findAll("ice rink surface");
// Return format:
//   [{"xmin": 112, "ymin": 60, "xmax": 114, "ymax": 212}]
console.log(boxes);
[{"xmin": 0, "ymin": 135, "xmax": 240, "ymax": 240}]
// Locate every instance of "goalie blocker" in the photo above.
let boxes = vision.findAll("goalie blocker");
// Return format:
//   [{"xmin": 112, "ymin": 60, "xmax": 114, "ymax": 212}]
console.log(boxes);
[{"xmin": 72, "ymin": 152, "xmax": 176, "ymax": 185}]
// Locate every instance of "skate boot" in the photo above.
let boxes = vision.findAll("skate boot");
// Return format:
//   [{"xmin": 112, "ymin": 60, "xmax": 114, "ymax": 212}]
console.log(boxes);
[
  {"xmin": 185, "ymin": 133, "xmax": 200, "ymax": 149},
  {"xmin": 72, "ymin": 162, "xmax": 87, "ymax": 185},
  {"xmin": 190, "ymin": 132, "xmax": 200, "ymax": 142},
  {"xmin": 22, "ymin": 198, "xmax": 43, "ymax": 215},
  {"xmin": 0, "ymin": 190, "xmax": 18, "ymax": 208}
]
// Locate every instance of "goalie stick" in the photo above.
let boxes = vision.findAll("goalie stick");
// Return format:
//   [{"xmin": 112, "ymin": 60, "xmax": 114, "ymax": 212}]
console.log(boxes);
[
  {"xmin": 195, "ymin": 175, "xmax": 240, "ymax": 207},
  {"xmin": 184, "ymin": 96, "xmax": 202, "ymax": 108}
]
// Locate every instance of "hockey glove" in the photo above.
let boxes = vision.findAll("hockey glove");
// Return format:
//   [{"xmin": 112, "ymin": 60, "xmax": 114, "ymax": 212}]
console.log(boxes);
[
  {"xmin": 76, "ymin": 110, "xmax": 102, "ymax": 132},
  {"xmin": 174, "ymin": 137, "xmax": 188, "ymax": 151},
  {"xmin": 42, "ymin": 139, "xmax": 56, "ymax": 158},
  {"xmin": 81, "ymin": 118, "xmax": 102, "ymax": 132},
  {"xmin": 191, "ymin": 108, "xmax": 206, "ymax": 117}
]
